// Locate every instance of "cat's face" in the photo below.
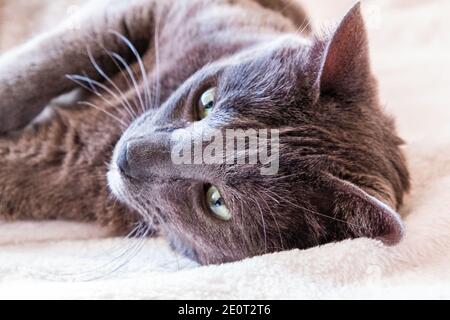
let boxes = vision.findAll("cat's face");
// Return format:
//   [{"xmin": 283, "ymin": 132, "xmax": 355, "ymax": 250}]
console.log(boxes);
[{"xmin": 108, "ymin": 4, "xmax": 409, "ymax": 264}]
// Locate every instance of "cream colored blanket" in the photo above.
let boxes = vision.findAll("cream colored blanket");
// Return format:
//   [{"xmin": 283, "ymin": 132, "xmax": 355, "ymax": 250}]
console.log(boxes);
[{"xmin": 0, "ymin": 0, "xmax": 449, "ymax": 299}]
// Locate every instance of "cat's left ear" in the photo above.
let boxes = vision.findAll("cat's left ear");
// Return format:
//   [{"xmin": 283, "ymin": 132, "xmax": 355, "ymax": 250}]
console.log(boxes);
[
  {"xmin": 314, "ymin": 173, "xmax": 404, "ymax": 245},
  {"xmin": 311, "ymin": 2, "xmax": 372, "ymax": 99}
]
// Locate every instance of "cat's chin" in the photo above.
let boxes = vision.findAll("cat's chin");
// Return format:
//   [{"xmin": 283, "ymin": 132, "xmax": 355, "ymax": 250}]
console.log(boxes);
[{"xmin": 107, "ymin": 166, "xmax": 127, "ymax": 203}]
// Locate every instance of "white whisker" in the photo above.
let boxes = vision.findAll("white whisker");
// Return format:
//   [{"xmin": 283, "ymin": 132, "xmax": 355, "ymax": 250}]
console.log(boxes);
[
  {"xmin": 67, "ymin": 74, "xmax": 134, "ymax": 123},
  {"xmin": 110, "ymin": 31, "xmax": 152, "ymax": 112},
  {"xmin": 77, "ymin": 101, "xmax": 127, "ymax": 127},
  {"xmin": 107, "ymin": 50, "xmax": 147, "ymax": 116},
  {"xmin": 86, "ymin": 47, "xmax": 137, "ymax": 121}
]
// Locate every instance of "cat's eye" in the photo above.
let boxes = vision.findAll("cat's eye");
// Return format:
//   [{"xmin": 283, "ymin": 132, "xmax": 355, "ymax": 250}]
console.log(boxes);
[
  {"xmin": 206, "ymin": 186, "xmax": 231, "ymax": 221},
  {"xmin": 198, "ymin": 87, "xmax": 217, "ymax": 119}
]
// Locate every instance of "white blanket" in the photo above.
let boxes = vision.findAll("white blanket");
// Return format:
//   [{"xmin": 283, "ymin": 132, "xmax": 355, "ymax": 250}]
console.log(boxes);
[{"xmin": 1, "ymin": 0, "xmax": 449, "ymax": 299}]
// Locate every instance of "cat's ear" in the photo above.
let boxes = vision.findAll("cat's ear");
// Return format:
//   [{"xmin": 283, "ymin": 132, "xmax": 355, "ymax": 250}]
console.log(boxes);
[
  {"xmin": 311, "ymin": 2, "xmax": 372, "ymax": 99},
  {"xmin": 315, "ymin": 173, "xmax": 404, "ymax": 245}
]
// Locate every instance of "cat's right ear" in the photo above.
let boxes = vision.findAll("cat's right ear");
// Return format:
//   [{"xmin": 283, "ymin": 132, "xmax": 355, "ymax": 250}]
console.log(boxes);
[{"xmin": 309, "ymin": 2, "xmax": 373, "ymax": 101}]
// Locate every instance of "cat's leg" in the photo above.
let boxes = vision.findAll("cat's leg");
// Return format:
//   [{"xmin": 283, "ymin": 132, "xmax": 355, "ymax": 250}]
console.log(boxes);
[
  {"xmin": 0, "ymin": 0, "xmax": 168, "ymax": 134},
  {"xmin": 0, "ymin": 109, "xmax": 145, "ymax": 235},
  {"xmin": 254, "ymin": 0, "xmax": 312, "ymax": 32}
]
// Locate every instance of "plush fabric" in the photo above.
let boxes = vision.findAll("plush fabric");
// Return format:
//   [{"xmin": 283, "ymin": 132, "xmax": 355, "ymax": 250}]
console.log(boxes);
[{"xmin": 1, "ymin": 0, "xmax": 449, "ymax": 299}]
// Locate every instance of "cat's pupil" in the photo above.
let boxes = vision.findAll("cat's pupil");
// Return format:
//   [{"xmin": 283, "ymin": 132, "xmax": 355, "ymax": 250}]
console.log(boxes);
[
  {"xmin": 214, "ymin": 198, "xmax": 223, "ymax": 207},
  {"xmin": 205, "ymin": 101, "xmax": 214, "ymax": 110},
  {"xmin": 199, "ymin": 87, "xmax": 217, "ymax": 119},
  {"xmin": 206, "ymin": 186, "xmax": 231, "ymax": 221}
]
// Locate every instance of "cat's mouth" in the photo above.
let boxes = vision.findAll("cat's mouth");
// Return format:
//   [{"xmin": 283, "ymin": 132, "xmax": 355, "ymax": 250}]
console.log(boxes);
[
  {"xmin": 108, "ymin": 135, "xmax": 135, "ymax": 202},
  {"xmin": 107, "ymin": 164, "xmax": 127, "ymax": 203},
  {"xmin": 108, "ymin": 139, "xmax": 148, "ymax": 208}
]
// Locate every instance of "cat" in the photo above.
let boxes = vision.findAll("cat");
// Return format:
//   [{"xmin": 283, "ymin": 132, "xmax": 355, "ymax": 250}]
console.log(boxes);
[{"xmin": 0, "ymin": 0, "xmax": 409, "ymax": 265}]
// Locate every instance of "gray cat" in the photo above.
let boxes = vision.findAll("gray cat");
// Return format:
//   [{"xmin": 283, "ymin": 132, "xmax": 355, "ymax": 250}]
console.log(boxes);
[{"xmin": 0, "ymin": 0, "xmax": 409, "ymax": 265}]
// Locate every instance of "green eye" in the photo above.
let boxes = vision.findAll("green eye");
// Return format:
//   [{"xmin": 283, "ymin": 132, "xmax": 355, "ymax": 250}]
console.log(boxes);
[
  {"xmin": 198, "ymin": 87, "xmax": 217, "ymax": 119},
  {"xmin": 206, "ymin": 186, "xmax": 231, "ymax": 221}
]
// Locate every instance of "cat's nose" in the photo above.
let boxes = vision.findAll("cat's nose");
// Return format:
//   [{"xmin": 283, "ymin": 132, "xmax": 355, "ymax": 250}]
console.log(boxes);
[
  {"xmin": 116, "ymin": 134, "xmax": 173, "ymax": 180},
  {"xmin": 117, "ymin": 145, "xmax": 132, "ymax": 178}
]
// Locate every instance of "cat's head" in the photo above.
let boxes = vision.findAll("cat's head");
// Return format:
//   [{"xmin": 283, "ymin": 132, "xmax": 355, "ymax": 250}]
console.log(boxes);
[{"xmin": 108, "ymin": 3, "xmax": 409, "ymax": 264}]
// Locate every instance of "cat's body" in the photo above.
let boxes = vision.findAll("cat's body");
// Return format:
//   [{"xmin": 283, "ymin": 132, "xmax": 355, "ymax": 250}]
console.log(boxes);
[{"xmin": 0, "ymin": 0, "xmax": 409, "ymax": 264}]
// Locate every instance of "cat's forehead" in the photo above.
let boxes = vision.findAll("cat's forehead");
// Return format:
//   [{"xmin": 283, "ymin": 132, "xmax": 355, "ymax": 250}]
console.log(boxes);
[
  {"xmin": 207, "ymin": 36, "xmax": 313, "ymax": 126},
  {"xmin": 232, "ymin": 34, "xmax": 311, "ymax": 62},
  {"xmin": 218, "ymin": 35, "xmax": 312, "ymax": 95}
]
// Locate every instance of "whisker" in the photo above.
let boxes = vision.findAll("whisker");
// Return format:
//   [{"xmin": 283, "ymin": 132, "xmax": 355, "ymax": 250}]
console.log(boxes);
[
  {"xmin": 226, "ymin": 189, "xmax": 251, "ymax": 255},
  {"xmin": 81, "ymin": 34, "xmax": 143, "ymax": 120},
  {"xmin": 237, "ymin": 195, "xmax": 250, "ymax": 254},
  {"xmin": 94, "ymin": 222, "xmax": 143, "ymax": 258},
  {"xmin": 297, "ymin": 17, "xmax": 311, "ymax": 35},
  {"xmin": 153, "ymin": 10, "xmax": 162, "ymax": 108},
  {"xmin": 86, "ymin": 46, "xmax": 137, "ymax": 121},
  {"xmin": 67, "ymin": 74, "xmax": 131, "ymax": 123},
  {"xmin": 256, "ymin": 189, "xmax": 285, "ymax": 250},
  {"xmin": 250, "ymin": 196, "xmax": 268, "ymax": 254},
  {"xmin": 109, "ymin": 31, "xmax": 152, "ymax": 112},
  {"xmin": 130, "ymin": 188, "xmax": 186, "ymax": 270},
  {"xmin": 106, "ymin": 50, "xmax": 146, "ymax": 116},
  {"xmin": 87, "ymin": 39, "xmax": 141, "ymax": 119},
  {"xmin": 67, "ymin": 73, "xmax": 101, "ymax": 97},
  {"xmin": 84, "ymin": 225, "xmax": 152, "ymax": 281},
  {"xmin": 78, "ymin": 101, "xmax": 127, "ymax": 127},
  {"xmin": 26, "ymin": 222, "xmax": 151, "ymax": 282},
  {"xmin": 81, "ymin": 71, "xmax": 101, "ymax": 96}
]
